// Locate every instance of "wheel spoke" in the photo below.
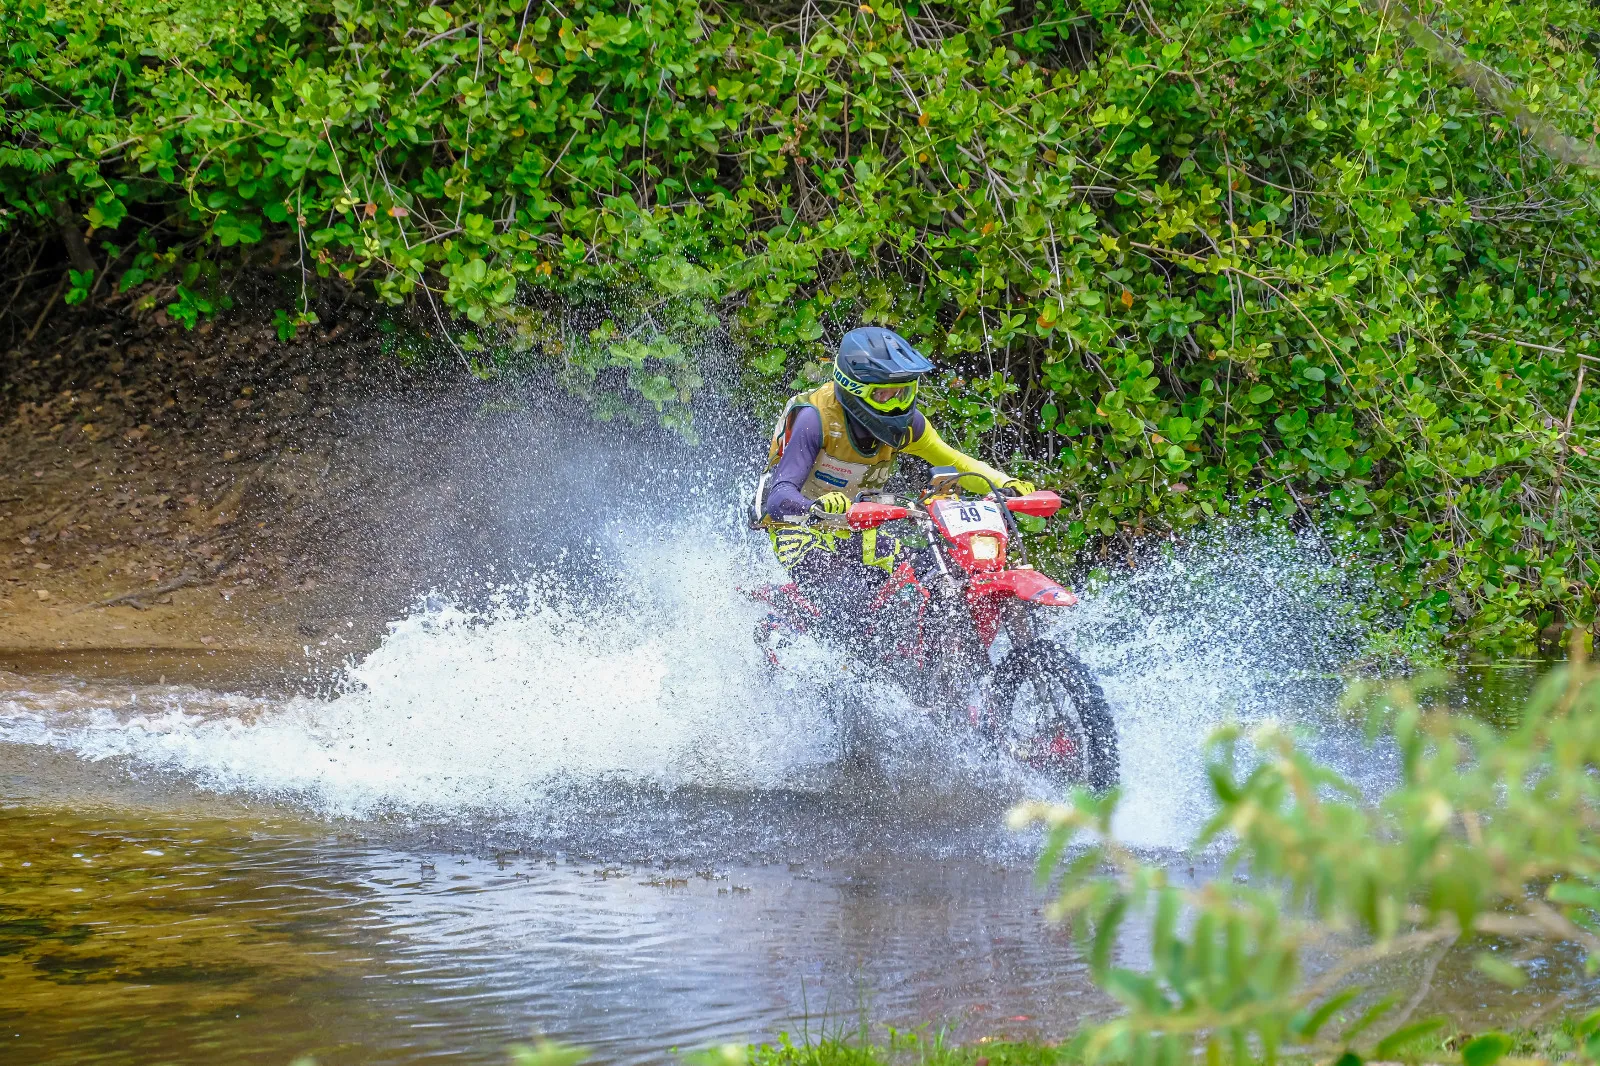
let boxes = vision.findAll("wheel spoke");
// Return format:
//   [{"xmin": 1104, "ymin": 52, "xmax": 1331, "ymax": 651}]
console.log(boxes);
[{"xmin": 990, "ymin": 639, "xmax": 1117, "ymax": 790}]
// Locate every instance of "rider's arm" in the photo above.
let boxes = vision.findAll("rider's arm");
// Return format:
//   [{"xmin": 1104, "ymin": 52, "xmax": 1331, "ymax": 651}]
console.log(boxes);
[
  {"xmin": 901, "ymin": 413, "xmax": 1010, "ymax": 493},
  {"xmin": 762, "ymin": 406, "xmax": 825, "ymax": 519}
]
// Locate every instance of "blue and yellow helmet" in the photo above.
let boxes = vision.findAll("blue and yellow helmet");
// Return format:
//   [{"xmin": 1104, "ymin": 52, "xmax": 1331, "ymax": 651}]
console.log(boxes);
[{"xmin": 833, "ymin": 327, "xmax": 933, "ymax": 446}]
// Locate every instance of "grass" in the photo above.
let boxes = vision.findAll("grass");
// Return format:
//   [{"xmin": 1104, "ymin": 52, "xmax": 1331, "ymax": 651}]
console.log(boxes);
[
  {"xmin": 724, "ymin": 1016, "xmax": 1600, "ymax": 1066},
  {"xmin": 738, "ymin": 1032, "xmax": 1076, "ymax": 1066}
]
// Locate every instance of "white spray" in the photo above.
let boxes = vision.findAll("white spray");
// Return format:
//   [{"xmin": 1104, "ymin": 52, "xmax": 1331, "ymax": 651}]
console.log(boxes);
[{"xmin": 0, "ymin": 510, "xmax": 1370, "ymax": 857}]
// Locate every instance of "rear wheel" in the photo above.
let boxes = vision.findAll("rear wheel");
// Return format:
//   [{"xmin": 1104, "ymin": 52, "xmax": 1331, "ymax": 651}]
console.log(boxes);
[{"xmin": 990, "ymin": 639, "xmax": 1118, "ymax": 791}]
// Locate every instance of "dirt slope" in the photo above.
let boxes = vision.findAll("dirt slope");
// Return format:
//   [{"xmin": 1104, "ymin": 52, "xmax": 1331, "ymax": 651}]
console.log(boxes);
[{"xmin": 1, "ymin": 305, "xmax": 431, "ymax": 660}]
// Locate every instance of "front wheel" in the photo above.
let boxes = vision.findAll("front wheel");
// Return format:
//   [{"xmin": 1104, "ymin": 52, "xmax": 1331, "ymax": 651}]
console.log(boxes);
[{"xmin": 990, "ymin": 639, "xmax": 1118, "ymax": 792}]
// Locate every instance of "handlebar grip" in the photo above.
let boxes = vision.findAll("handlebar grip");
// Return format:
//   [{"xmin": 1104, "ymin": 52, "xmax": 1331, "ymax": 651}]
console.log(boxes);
[{"xmin": 806, "ymin": 503, "xmax": 850, "ymax": 527}]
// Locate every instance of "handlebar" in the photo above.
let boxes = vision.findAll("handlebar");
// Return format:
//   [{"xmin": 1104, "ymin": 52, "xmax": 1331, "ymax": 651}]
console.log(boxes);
[
  {"xmin": 805, "ymin": 502, "xmax": 861, "ymax": 523},
  {"xmin": 806, "ymin": 499, "xmax": 924, "ymax": 530},
  {"xmin": 954, "ymin": 471, "xmax": 1021, "ymax": 500},
  {"xmin": 799, "ymin": 489, "xmax": 1060, "ymax": 530},
  {"xmin": 796, "ymin": 483, "xmax": 1060, "ymax": 529}
]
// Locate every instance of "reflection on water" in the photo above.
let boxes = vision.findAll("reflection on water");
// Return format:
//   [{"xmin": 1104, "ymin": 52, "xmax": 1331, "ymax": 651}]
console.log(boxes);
[{"xmin": 0, "ymin": 800, "xmax": 1108, "ymax": 1066}]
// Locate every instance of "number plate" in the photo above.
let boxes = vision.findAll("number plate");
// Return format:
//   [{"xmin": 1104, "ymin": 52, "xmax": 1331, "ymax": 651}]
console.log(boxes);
[{"xmin": 935, "ymin": 499, "xmax": 1006, "ymax": 536}]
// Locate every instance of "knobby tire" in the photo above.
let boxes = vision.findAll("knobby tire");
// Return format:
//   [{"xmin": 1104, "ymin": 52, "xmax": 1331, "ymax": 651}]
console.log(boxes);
[{"xmin": 992, "ymin": 639, "xmax": 1119, "ymax": 792}]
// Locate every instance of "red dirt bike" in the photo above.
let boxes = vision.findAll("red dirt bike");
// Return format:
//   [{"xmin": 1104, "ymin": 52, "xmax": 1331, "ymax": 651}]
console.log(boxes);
[{"xmin": 749, "ymin": 468, "xmax": 1118, "ymax": 792}]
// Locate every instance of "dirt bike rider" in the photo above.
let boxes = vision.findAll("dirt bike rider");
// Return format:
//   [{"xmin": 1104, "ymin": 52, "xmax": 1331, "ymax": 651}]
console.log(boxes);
[{"xmin": 756, "ymin": 326, "xmax": 1035, "ymax": 624}]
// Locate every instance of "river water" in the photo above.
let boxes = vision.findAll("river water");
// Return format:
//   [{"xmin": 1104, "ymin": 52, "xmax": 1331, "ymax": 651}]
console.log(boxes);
[{"xmin": 0, "ymin": 521, "xmax": 1556, "ymax": 1065}]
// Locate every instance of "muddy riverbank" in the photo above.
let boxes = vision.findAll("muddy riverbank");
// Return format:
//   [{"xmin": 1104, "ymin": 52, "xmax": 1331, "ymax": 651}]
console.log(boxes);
[
  {"xmin": 1, "ymin": 304, "xmax": 391, "ymax": 655},
  {"xmin": 1, "ymin": 303, "xmax": 662, "ymax": 670}
]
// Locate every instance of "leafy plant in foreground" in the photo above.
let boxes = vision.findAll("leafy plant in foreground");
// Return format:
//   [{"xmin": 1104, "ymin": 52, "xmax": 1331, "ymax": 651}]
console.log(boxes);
[{"xmin": 1014, "ymin": 651, "xmax": 1600, "ymax": 1065}]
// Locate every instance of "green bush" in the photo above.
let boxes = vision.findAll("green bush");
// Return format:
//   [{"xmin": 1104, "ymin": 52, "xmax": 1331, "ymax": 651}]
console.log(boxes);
[
  {"xmin": 4, "ymin": 0, "xmax": 1599, "ymax": 649},
  {"xmin": 1014, "ymin": 651, "xmax": 1600, "ymax": 1066}
]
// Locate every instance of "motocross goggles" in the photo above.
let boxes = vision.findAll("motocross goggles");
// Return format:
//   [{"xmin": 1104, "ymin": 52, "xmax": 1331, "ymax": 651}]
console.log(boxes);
[{"xmin": 833, "ymin": 368, "xmax": 919, "ymax": 413}]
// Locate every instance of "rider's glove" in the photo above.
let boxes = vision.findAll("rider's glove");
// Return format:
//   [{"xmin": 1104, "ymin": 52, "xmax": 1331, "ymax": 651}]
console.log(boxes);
[
  {"xmin": 1002, "ymin": 478, "xmax": 1036, "ymax": 497},
  {"xmin": 814, "ymin": 491, "xmax": 851, "ymax": 515}
]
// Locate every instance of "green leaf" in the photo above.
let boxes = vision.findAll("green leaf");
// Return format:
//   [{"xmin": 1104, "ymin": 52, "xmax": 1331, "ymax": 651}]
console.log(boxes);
[
  {"xmin": 1089, "ymin": 897, "xmax": 1127, "ymax": 975},
  {"xmin": 1473, "ymin": 954, "xmax": 1527, "ymax": 988},
  {"xmin": 1297, "ymin": 988, "xmax": 1361, "ymax": 1040},
  {"xmin": 1461, "ymin": 1032, "xmax": 1515, "ymax": 1066},
  {"xmin": 1547, "ymin": 881, "xmax": 1600, "ymax": 909},
  {"xmin": 63, "ymin": 269, "xmax": 94, "ymax": 306},
  {"xmin": 1373, "ymin": 1017, "xmax": 1447, "ymax": 1059},
  {"xmin": 507, "ymin": 1040, "xmax": 589, "ymax": 1066},
  {"xmin": 1340, "ymin": 996, "xmax": 1399, "ymax": 1041},
  {"xmin": 213, "ymin": 213, "xmax": 263, "ymax": 246},
  {"xmin": 86, "ymin": 193, "xmax": 126, "ymax": 229}
]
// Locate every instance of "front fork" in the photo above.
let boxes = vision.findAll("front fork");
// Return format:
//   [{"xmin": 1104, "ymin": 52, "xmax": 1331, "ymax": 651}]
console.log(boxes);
[
  {"xmin": 915, "ymin": 535, "xmax": 1004, "ymax": 732},
  {"xmin": 915, "ymin": 505, "xmax": 1045, "ymax": 738},
  {"xmin": 1004, "ymin": 599, "xmax": 1039, "ymax": 649}
]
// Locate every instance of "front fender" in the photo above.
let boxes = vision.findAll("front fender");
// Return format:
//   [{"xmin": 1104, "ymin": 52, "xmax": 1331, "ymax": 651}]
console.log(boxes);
[{"xmin": 967, "ymin": 569, "xmax": 1078, "ymax": 607}]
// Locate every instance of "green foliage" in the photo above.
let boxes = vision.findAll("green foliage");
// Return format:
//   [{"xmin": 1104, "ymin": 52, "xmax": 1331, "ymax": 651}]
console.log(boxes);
[
  {"xmin": 507, "ymin": 1039, "xmax": 590, "ymax": 1066},
  {"xmin": 738, "ymin": 1031, "xmax": 1072, "ymax": 1065},
  {"xmin": 1461, "ymin": 1031, "xmax": 1515, "ymax": 1066},
  {"xmin": 1013, "ymin": 653, "xmax": 1600, "ymax": 1066},
  {"xmin": 5, "ymin": 0, "xmax": 1600, "ymax": 646}
]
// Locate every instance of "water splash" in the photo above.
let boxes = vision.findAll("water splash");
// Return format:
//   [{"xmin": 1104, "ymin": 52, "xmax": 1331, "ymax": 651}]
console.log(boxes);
[
  {"xmin": 4, "ymin": 529, "xmax": 829, "ymax": 796},
  {"xmin": 1053, "ymin": 523, "xmax": 1369, "ymax": 846},
  {"xmin": 0, "ymin": 513, "xmax": 1371, "ymax": 857}
]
